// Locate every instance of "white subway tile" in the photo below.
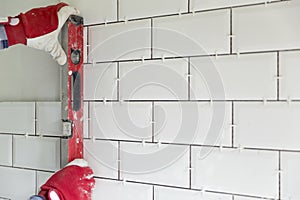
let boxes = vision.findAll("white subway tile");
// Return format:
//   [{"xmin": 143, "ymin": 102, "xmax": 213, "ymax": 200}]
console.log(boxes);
[
  {"xmin": 13, "ymin": 136, "xmax": 60, "ymax": 171},
  {"xmin": 190, "ymin": 53, "xmax": 277, "ymax": 100},
  {"xmin": 0, "ymin": 135, "xmax": 12, "ymax": 166},
  {"xmin": 233, "ymin": 1, "xmax": 300, "ymax": 53},
  {"xmin": 190, "ymin": 0, "xmax": 281, "ymax": 11},
  {"xmin": 36, "ymin": 171, "xmax": 53, "ymax": 193},
  {"xmin": 120, "ymin": 59, "xmax": 188, "ymax": 100},
  {"xmin": 192, "ymin": 147, "xmax": 278, "ymax": 198},
  {"xmin": 282, "ymin": 152, "xmax": 300, "ymax": 200},
  {"xmin": 0, "ymin": 102, "xmax": 35, "ymax": 134},
  {"xmin": 0, "ymin": 46, "xmax": 60, "ymax": 101},
  {"xmin": 93, "ymin": 179, "xmax": 152, "ymax": 200},
  {"xmin": 119, "ymin": 0, "xmax": 188, "ymax": 20},
  {"xmin": 155, "ymin": 187, "xmax": 232, "ymax": 200},
  {"xmin": 280, "ymin": 51, "xmax": 300, "ymax": 100},
  {"xmin": 89, "ymin": 20, "xmax": 151, "ymax": 62},
  {"xmin": 153, "ymin": 10, "xmax": 230, "ymax": 58},
  {"xmin": 36, "ymin": 102, "xmax": 62, "ymax": 136},
  {"xmin": 154, "ymin": 102, "xmax": 232, "ymax": 146},
  {"xmin": 90, "ymin": 102, "xmax": 152, "ymax": 141},
  {"xmin": 84, "ymin": 140, "xmax": 118, "ymax": 179},
  {"xmin": 84, "ymin": 63, "xmax": 118, "ymax": 100},
  {"xmin": 63, "ymin": 0, "xmax": 117, "ymax": 25},
  {"xmin": 0, "ymin": 166, "xmax": 35, "ymax": 200},
  {"xmin": 120, "ymin": 143, "xmax": 189, "ymax": 187},
  {"xmin": 235, "ymin": 102, "xmax": 300, "ymax": 150}
]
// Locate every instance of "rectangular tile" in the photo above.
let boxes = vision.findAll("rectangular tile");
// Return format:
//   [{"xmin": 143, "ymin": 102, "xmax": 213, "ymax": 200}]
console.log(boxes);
[
  {"xmin": 233, "ymin": 1, "xmax": 300, "ymax": 53},
  {"xmin": 119, "ymin": 0, "xmax": 188, "ymax": 20},
  {"xmin": 119, "ymin": 59, "xmax": 188, "ymax": 100},
  {"xmin": 89, "ymin": 20, "xmax": 151, "ymax": 62},
  {"xmin": 190, "ymin": 0, "xmax": 282, "ymax": 11},
  {"xmin": 0, "ymin": 135, "xmax": 12, "ymax": 166},
  {"xmin": 90, "ymin": 102, "xmax": 152, "ymax": 141},
  {"xmin": 36, "ymin": 171, "xmax": 53, "ymax": 193},
  {"xmin": 235, "ymin": 102, "xmax": 300, "ymax": 150},
  {"xmin": 0, "ymin": 102, "xmax": 35, "ymax": 134},
  {"xmin": 190, "ymin": 53, "xmax": 277, "ymax": 100},
  {"xmin": 93, "ymin": 179, "xmax": 152, "ymax": 200},
  {"xmin": 0, "ymin": 166, "xmax": 35, "ymax": 200},
  {"xmin": 153, "ymin": 10, "xmax": 230, "ymax": 57},
  {"xmin": 279, "ymin": 51, "xmax": 300, "ymax": 100},
  {"xmin": 281, "ymin": 152, "xmax": 300, "ymax": 200},
  {"xmin": 192, "ymin": 147, "xmax": 278, "ymax": 198},
  {"xmin": 84, "ymin": 63, "xmax": 118, "ymax": 100},
  {"xmin": 0, "ymin": 46, "xmax": 60, "ymax": 101},
  {"xmin": 120, "ymin": 142, "xmax": 189, "ymax": 187},
  {"xmin": 13, "ymin": 136, "xmax": 60, "ymax": 171},
  {"xmin": 155, "ymin": 186, "xmax": 232, "ymax": 200},
  {"xmin": 36, "ymin": 102, "xmax": 62, "ymax": 136},
  {"xmin": 84, "ymin": 140, "xmax": 118, "ymax": 179},
  {"xmin": 154, "ymin": 102, "xmax": 232, "ymax": 146},
  {"xmin": 64, "ymin": 0, "xmax": 117, "ymax": 25}
]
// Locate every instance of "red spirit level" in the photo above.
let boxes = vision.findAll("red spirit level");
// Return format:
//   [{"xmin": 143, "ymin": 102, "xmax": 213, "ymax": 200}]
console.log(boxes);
[{"xmin": 60, "ymin": 15, "xmax": 84, "ymax": 167}]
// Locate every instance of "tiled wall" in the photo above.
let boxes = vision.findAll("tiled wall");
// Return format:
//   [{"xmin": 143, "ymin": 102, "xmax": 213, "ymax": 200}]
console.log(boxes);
[{"xmin": 1, "ymin": 0, "xmax": 300, "ymax": 200}]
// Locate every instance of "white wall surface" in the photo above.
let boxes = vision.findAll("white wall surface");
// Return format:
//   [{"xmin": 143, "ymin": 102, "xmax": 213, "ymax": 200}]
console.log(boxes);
[{"xmin": 1, "ymin": 0, "xmax": 300, "ymax": 200}]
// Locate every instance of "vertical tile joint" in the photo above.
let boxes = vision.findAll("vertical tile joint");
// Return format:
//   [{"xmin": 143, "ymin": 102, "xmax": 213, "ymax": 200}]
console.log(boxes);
[
  {"xmin": 152, "ymin": 102, "xmax": 155, "ymax": 143},
  {"xmin": 231, "ymin": 101, "xmax": 235, "ymax": 148},
  {"xmin": 277, "ymin": 52, "xmax": 280, "ymax": 101},
  {"xmin": 151, "ymin": 18, "xmax": 154, "ymax": 59},
  {"xmin": 230, "ymin": 8, "xmax": 233, "ymax": 55}
]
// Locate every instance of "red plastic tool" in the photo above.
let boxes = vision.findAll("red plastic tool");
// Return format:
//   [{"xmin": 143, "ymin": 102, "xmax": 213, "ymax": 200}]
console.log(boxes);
[{"xmin": 61, "ymin": 15, "xmax": 84, "ymax": 167}]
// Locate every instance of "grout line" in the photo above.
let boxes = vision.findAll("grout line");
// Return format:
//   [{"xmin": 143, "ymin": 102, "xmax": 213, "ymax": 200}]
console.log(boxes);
[
  {"xmin": 188, "ymin": 0, "xmax": 191, "ymax": 13},
  {"xmin": 11, "ymin": 135, "xmax": 14, "ymax": 167},
  {"xmin": 189, "ymin": 145, "xmax": 192, "ymax": 189},
  {"xmin": 152, "ymin": 185, "xmax": 155, "ymax": 200},
  {"xmin": 35, "ymin": 170, "xmax": 38, "ymax": 194},
  {"xmin": 278, "ymin": 151, "xmax": 282, "ymax": 200},
  {"xmin": 83, "ymin": 0, "xmax": 289, "ymax": 27},
  {"xmin": 277, "ymin": 52, "xmax": 280, "ymax": 101},
  {"xmin": 151, "ymin": 18, "xmax": 154, "ymax": 59},
  {"xmin": 231, "ymin": 101, "xmax": 235, "ymax": 148},
  {"xmin": 117, "ymin": 62, "xmax": 120, "ymax": 101},
  {"xmin": 88, "ymin": 101, "xmax": 91, "ymax": 139},
  {"xmin": 86, "ymin": 26, "xmax": 90, "ymax": 63},
  {"xmin": 230, "ymin": 8, "xmax": 233, "ymax": 54},
  {"xmin": 83, "ymin": 48, "xmax": 300, "ymax": 65},
  {"xmin": 117, "ymin": 0, "xmax": 120, "ymax": 21},
  {"xmin": 118, "ymin": 141, "xmax": 121, "ymax": 180},
  {"xmin": 93, "ymin": 176, "xmax": 275, "ymax": 199},
  {"xmin": 152, "ymin": 102, "xmax": 155, "ymax": 143},
  {"xmin": 84, "ymin": 99, "xmax": 291, "ymax": 103},
  {"xmin": 0, "ymin": 164, "xmax": 55, "ymax": 173},
  {"xmin": 187, "ymin": 57, "xmax": 191, "ymax": 101},
  {"xmin": 84, "ymin": 137, "xmax": 300, "ymax": 153},
  {"xmin": 34, "ymin": 101, "xmax": 37, "ymax": 136}
]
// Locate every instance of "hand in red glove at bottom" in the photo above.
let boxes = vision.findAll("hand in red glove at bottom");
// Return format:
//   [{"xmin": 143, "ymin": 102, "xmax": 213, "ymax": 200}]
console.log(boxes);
[{"xmin": 31, "ymin": 159, "xmax": 95, "ymax": 200}]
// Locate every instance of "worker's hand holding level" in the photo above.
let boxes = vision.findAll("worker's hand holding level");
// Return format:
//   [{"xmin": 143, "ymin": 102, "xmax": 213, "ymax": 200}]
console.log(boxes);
[
  {"xmin": 1, "ymin": 3, "xmax": 79, "ymax": 65},
  {"xmin": 30, "ymin": 159, "xmax": 95, "ymax": 200}
]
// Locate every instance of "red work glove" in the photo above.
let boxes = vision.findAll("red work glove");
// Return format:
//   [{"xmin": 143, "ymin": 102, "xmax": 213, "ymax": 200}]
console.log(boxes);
[
  {"xmin": 37, "ymin": 159, "xmax": 95, "ymax": 200},
  {"xmin": 2, "ymin": 3, "xmax": 79, "ymax": 65}
]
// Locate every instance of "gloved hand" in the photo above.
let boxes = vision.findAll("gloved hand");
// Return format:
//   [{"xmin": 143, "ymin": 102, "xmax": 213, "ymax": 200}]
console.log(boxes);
[
  {"xmin": 33, "ymin": 159, "xmax": 95, "ymax": 200},
  {"xmin": 2, "ymin": 3, "xmax": 79, "ymax": 65}
]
